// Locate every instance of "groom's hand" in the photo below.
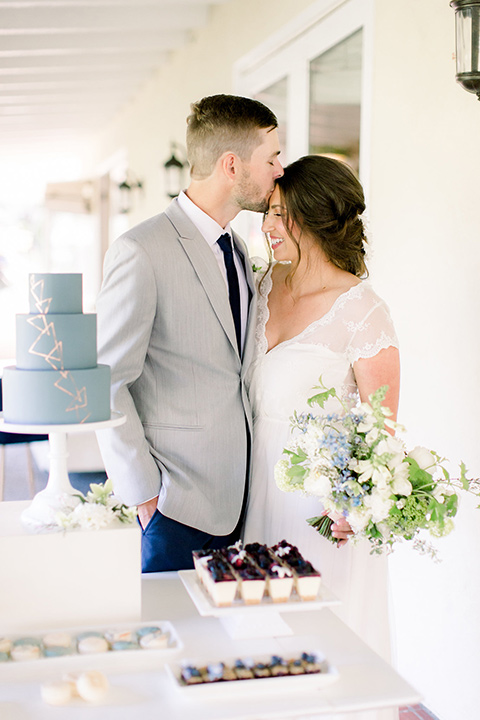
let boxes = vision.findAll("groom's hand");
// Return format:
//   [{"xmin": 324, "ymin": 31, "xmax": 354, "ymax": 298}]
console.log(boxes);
[
  {"xmin": 331, "ymin": 517, "xmax": 354, "ymax": 546},
  {"xmin": 137, "ymin": 496, "xmax": 159, "ymax": 530}
]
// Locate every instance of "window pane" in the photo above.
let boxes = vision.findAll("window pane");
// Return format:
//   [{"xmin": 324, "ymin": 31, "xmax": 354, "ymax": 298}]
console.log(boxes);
[
  {"xmin": 309, "ymin": 29, "xmax": 362, "ymax": 172},
  {"xmin": 255, "ymin": 76, "xmax": 287, "ymax": 158}
]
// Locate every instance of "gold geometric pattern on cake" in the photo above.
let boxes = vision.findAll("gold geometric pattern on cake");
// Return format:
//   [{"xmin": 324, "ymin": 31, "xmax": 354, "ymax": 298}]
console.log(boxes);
[
  {"xmin": 28, "ymin": 275, "xmax": 91, "ymax": 423},
  {"xmin": 55, "ymin": 372, "xmax": 88, "ymax": 412},
  {"xmin": 26, "ymin": 315, "xmax": 63, "ymax": 370}
]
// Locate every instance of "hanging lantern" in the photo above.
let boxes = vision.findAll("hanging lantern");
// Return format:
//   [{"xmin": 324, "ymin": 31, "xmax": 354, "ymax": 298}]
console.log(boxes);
[
  {"xmin": 163, "ymin": 143, "xmax": 188, "ymax": 199},
  {"xmin": 451, "ymin": 0, "xmax": 480, "ymax": 99},
  {"xmin": 117, "ymin": 172, "xmax": 143, "ymax": 214}
]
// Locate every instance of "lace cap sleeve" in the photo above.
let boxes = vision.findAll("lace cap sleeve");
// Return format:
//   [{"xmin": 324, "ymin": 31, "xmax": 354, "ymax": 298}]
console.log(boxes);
[
  {"xmin": 345, "ymin": 285, "xmax": 399, "ymax": 364},
  {"xmin": 249, "ymin": 256, "xmax": 272, "ymax": 359}
]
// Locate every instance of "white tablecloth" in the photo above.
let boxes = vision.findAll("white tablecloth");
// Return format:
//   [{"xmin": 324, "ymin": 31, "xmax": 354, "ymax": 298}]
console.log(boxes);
[{"xmin": 0, "ymin": 570, "xmax": 420, "ymax": 719}]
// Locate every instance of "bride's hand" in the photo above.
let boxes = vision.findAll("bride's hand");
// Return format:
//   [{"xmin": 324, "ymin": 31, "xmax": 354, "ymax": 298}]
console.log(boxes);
[{"xmin": 330, "ymin": 517, "xmax": 354, "ymax": 546}]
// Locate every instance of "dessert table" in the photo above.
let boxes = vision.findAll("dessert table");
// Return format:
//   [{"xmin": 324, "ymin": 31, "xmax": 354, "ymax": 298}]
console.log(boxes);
[{"xmin": 0, "ymin": 571, "xmax": 421, "ymax": 719}]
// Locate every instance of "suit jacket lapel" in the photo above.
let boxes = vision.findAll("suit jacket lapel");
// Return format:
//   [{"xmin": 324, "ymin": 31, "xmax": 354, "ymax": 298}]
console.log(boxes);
[{"xmin": 166, "ymin": 201, "xmax": 240, "ymax": 357}]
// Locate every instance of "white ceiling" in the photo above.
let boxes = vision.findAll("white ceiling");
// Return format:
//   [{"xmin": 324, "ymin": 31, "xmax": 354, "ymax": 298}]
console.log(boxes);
[{"xmin": 0, "ymin": 0, "xmax": 232, "ymax": 154}]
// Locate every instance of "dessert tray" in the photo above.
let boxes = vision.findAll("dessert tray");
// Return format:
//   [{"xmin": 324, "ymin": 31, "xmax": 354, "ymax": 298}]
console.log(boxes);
[
  {"xmin": 166, "ymin": 649, "xmax": 339, "ymax": 698},
  {"xmin": 179, "ymin": 569, "xmax": 339, "ymax": 639},
  {"xmin": 0, "ymin": 619, "xmax": 182, "ymax": 668},
  {"xmin": 179, "ymin": 569, "xmax": 339, "ymax": 617}
]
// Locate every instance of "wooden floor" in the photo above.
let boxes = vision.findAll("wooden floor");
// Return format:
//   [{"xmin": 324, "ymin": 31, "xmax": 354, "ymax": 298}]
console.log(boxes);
[{"xmin": 400, "ymin": 705, "xmax": 440, "ymax": 719}]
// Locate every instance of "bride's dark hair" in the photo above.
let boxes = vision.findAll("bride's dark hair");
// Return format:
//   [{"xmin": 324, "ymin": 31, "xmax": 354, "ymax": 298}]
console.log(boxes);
[{"xmin": 272, "ymin": 154, "xmax": 368, "ymax": 279}]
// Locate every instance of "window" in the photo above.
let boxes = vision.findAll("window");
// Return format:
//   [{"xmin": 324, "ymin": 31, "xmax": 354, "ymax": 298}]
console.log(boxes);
[
  {"xmin": 309, "ymin": 29, "xmax": 362, "ymax": 173},
  {"xmin": 233, "ymin": 0, "xmax": 371, "ymax": 255}
]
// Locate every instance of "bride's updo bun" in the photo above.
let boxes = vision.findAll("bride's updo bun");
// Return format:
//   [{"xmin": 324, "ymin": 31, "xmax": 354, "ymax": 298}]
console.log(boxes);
[{"xmin": 275, "ymin": 155, "xmax": 368, "ymax": 278}]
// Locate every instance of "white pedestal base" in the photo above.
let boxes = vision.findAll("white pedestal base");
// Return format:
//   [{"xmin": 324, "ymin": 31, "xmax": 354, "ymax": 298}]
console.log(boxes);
[
  {"xmin": 0, "ymin": 413, "xmax": 125, "ymax": 529},
  {"xmin": 21, "ymin": 431, "xmax": 75, "ymax": 528},
  {"xmin": 219, "ymin": 610, "xmax": 294, "ymax": 639}
]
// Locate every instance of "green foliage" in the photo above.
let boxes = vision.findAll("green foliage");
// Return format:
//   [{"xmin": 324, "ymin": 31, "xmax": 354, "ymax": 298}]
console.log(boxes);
[
  {"xmin": 406, "ymin": 459, "xmax": 435, "ymax": 492},
  {"xmin": 284, "ymin": 448, "xmax": 307, "ymax": 464},
  {"xmin": 386, "ymin": 494, "xmax": 430, "ymax": 539},
  {"xmin": 307, "ymin": 385, "xmax": 336, "ymax": 409}
]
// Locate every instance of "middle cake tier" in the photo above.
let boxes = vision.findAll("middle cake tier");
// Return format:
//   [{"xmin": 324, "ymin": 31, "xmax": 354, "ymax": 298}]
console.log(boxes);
[{"xmin": 15, "ymin": 313, "xmax": 97, "ymax": 370}]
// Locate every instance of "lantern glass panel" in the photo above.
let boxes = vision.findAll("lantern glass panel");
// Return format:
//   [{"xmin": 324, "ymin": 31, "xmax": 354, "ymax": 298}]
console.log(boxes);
[
  {"xmin": 165, "ymin": 164, "xmax": 184, "ymax": 198},
  {"xmin": 456, "ymin": 7, "xmax": 480, "ymax": 73}
]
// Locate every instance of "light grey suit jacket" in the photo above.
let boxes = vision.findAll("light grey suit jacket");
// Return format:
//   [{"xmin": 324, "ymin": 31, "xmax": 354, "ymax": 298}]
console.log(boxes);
[{"xmin": 96, "ymin": 199, "xmax": 256, "ymax": 535}]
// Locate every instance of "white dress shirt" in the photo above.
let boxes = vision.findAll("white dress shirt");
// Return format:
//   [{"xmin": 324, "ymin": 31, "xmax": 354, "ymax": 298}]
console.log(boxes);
[{"xmin": 177, "ymin": 191, "xmax": 249, "ymax": 353}]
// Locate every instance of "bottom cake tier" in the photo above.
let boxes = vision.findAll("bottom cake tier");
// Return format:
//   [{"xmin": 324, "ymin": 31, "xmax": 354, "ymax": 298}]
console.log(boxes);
[{"xmin": 2, "ymin": 364, "xmax": 111, "ymax": 425}]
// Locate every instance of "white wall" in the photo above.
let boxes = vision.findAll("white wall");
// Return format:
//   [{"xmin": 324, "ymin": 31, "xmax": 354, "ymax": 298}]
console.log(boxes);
[
  {"xmin": 369, "ymin": 2, "xmax": 480, "ymax": 719},
  {"xmin": 85, "ymin": 0, "xmax": 314, "ymax": 228},
  {"xmin": 86, "ymin": 1, "xmax": 480, "ymax": 718}
]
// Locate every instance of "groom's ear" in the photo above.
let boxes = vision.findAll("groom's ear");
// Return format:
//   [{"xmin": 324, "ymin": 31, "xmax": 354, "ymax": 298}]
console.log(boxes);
[{"xmin": 220, "ymin": 152, "xmax": 241, "ymax": 181}]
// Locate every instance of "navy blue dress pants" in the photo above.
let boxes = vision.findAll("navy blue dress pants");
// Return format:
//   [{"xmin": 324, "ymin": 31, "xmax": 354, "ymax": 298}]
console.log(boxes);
[{"xmin": 140, "ymin": 508, "xmax": 245, "ymax": 573}]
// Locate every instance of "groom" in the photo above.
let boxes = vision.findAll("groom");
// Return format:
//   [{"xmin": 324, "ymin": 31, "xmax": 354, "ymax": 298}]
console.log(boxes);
[{"xmin": 96, "ymin": 94, "xmax": 283, "ymax": 572}]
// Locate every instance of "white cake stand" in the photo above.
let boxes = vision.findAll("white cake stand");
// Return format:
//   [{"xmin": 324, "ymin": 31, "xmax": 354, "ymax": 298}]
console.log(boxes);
[{"xmin": 0, "ymin": 412, "xmax": 125, "ymax": 530}]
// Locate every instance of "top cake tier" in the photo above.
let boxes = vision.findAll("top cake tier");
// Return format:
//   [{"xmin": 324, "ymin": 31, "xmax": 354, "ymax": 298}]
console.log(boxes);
[{"xmin": 29, "ymin": 273, "xmax": 83, "ymax": 314}]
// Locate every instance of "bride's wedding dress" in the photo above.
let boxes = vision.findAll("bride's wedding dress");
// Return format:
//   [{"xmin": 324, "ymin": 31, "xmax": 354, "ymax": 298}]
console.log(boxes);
[{"xmin": 244, "ymin": 265, "xmax": 400, "ymax": 720}]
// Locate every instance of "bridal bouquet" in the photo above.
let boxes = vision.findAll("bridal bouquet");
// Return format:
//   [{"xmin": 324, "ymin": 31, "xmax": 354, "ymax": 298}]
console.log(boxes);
[
  {"xmin": 274, "ymin": 379, "xmax": 479, "ymax": 558},
  {"xmin": 54, "ymin": 478, "xmax": 137, "ymax": 531}
]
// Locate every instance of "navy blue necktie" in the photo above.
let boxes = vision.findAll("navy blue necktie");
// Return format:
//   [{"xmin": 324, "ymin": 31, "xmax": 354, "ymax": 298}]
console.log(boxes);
[{"xmin": 217, "ymin": 233, "xmax": 241, "ymax": 353}]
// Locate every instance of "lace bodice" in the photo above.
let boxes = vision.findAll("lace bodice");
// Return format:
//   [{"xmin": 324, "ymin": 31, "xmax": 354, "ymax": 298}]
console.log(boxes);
[{"xmin": 247, "ymin": 262, "xmax": 399, "ymax": 421}]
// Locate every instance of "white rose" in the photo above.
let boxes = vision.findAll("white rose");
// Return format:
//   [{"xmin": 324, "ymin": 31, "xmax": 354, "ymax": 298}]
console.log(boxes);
[
  {"xmin": 375, "ymin": 436, "xmax": 404, "ymax": 458},
  {"xmin": 73, "ymin": 502, "xmax": 112, "ymax": 530},
  {"xmin": 386, "ymin": 435, "xmax": 406, "ymax": 454},
  {"xmin": 304, "ymin": 470, "xmax": 332, "ymax": 499},
  {"xmin": 408, "ymin": 446, "xmax": 437, "ymax": 471},
  {"xmin": 347, "ymin": 508, "xmax": 371, "ymax": 533},
  {"xmin": 364, "ymin": 489, "xmax": 393, "ymax": 522}
]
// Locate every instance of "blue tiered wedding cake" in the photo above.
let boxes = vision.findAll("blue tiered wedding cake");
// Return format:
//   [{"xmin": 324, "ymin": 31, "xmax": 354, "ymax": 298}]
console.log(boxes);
[
  {"xmin": 0, "ymin": 274, "xmax": 140, "ymax": 633},
  {"xmin": 2, "ymin": 273, "xmax": 111, "ymax": 425}
]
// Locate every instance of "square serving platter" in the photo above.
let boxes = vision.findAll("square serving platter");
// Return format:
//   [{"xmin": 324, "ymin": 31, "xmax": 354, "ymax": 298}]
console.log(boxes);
[
  {"xmin": 178, "ymin": 569, "xmax": 339, "ymax": 618},
  {"xmin": 165, "ymin": 649, "xmax": 339, "ymax": 698}
]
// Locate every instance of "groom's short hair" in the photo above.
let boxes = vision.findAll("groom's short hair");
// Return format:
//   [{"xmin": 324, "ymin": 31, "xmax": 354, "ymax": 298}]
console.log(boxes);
[{"xmin": 186, "ymin": 94, "xmax": 278, "ymax": 179}]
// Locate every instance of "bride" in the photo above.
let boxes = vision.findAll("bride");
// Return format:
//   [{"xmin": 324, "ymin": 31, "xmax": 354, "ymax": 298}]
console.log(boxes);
[{"xmin": 243, "ymin": 155, "xmax": 400, "ymax": 719}]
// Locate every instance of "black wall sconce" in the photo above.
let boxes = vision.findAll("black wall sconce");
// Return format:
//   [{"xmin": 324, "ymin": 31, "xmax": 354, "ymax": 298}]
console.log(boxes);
[
  {"xmin": 117, "ymin": 171, "xmax": 144, "ymax": 214},
  {"xmin": 451, "ymin": 0, "xmax": 480, "ymax": 99},
  {"xmin": 163, "ymin": 143, "xmax": 188, "ymax": 199}
]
